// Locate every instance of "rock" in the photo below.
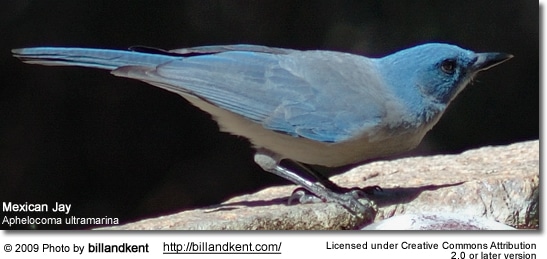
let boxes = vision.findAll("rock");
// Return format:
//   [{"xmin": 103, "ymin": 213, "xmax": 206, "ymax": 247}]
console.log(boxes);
[
  {"xmin": 356, "ymin": 140, "xmax": 539, "ymax": 230},
  {"xmin": 97, "ymin": 140, "xmax": 539, "ymax": 230},
  {"xmin": 361, "ymin": 213, "xmax": 515, "ymax": 230}
]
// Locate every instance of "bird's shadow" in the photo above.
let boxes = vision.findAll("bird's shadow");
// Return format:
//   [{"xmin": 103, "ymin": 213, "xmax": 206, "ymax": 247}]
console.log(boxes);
[
  {"xmin": 202, "ymin": 182, "xmax": 465, "ymax": 213},
  {"xmin": 362, "ymin": 182, "xmax": 465, "ymax": 207}
]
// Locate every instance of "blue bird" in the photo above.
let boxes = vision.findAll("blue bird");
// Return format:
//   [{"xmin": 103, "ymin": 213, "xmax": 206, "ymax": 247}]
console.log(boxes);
[{"xmin": 12, "ymin": 43, "xmax": 512, "ymax": 215}]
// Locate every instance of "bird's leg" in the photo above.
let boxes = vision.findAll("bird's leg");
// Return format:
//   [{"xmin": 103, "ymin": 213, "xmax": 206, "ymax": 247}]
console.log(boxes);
[
  {"xmin": 253, "ymin": 149, "xmax": 374, "ymax": 216},
  {"xmin": 290, "ymin": 160, "xmax": 383, "ymax": 195},
  {"xmin": 289, "ymin": 161, "xmax": 348, "ymax": 192}
]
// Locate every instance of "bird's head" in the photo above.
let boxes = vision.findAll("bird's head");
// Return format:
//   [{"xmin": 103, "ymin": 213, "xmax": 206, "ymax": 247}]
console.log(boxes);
[{"xmin": 379, "ymin": 43, "xmax": 513, "ymax": 108}]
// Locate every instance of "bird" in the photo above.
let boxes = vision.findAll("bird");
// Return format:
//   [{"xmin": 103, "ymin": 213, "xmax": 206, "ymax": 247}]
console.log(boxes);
[{"xmin": 12, "ymin": 43, "xmax": 513, "ymax": 216}]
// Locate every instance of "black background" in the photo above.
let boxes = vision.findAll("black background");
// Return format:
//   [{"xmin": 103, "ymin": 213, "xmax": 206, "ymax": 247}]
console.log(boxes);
[{"xmin": 0, "ymin": 1, "xmax": 538, "ymax": 229}]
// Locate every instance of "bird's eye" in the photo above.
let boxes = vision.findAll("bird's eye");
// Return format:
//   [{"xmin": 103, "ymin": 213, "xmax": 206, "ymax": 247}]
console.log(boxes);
[{"xmin": 440, "ymin": 59, "xmax": 457, "ymax": 74}]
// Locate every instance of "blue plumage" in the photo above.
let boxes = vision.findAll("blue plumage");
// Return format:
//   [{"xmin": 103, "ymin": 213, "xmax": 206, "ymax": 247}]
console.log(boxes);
[{"xmin": 12, "ymin": 43, "xmax": 512, "ymax": 214}]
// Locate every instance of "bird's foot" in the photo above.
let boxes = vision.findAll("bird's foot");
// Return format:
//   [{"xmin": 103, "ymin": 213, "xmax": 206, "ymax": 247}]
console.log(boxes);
[
  {"xmin": 288, "ymin": 186, "xmax": 379, "ymax": 217},
  {"xmin": 254, "ymin": 150, "xmax": 376, "ymax": 218}
]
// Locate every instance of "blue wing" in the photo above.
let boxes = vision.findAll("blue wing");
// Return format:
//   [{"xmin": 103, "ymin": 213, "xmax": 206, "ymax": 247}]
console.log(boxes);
[
  {"xmin": 14, "ymin": 45, "xmax": 387, "ymax": 143},
  {"xmin": 113, "ymin": 48, "xmax": 386, "ymax": 142}
]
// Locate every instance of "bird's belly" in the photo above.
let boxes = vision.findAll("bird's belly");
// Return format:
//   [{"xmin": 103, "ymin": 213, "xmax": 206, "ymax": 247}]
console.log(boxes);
[
  {"xmin": 252, "ymin": 127, "xmax": 429, "ymax": 167},
  {"xmin": 181, "ymin": 93, "xmax": 431, "ymax": 167}
]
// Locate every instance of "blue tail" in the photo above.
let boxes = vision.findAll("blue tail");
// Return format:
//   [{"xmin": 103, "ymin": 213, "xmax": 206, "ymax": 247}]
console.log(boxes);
[{"xmin": 12, "ymin": 47, "xmax": 178, "ymax": 70}]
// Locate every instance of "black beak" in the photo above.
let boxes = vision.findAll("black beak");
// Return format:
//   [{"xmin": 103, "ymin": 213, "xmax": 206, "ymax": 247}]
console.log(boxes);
[{"xmin": 473, "ymin": 52, "xmax": 514, "ymax": 72}]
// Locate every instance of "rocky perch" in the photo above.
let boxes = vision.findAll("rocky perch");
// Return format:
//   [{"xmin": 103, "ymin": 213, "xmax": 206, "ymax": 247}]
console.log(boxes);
[{"xmin": 98, "ymin": 140, "xmax": 539, "ymax": 230}]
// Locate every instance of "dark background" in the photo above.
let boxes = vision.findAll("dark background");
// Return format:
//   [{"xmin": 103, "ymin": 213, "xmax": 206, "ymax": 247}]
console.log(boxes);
[{"xmin": 0, "ymin": 1, "xmax": 538, "ymax": 229}]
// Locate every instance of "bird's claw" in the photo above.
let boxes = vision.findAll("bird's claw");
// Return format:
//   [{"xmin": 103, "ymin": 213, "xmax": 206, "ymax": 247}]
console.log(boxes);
[
  {"xmin": 346, "ymin": 185, "xmax": 383, "ymax": 196},
  {"xmin": 288, "ymin": 186, "xmax": 377, "ymax": 217},
  {"xmin": 288, "ymin": 187, "xmax": 323, "ymax": 205}
]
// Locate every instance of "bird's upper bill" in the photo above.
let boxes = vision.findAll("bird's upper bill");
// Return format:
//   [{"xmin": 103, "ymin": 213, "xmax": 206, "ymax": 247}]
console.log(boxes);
[{"xmin": 473, "ymin": 52, "xmax": 513, "ymax": 72}]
